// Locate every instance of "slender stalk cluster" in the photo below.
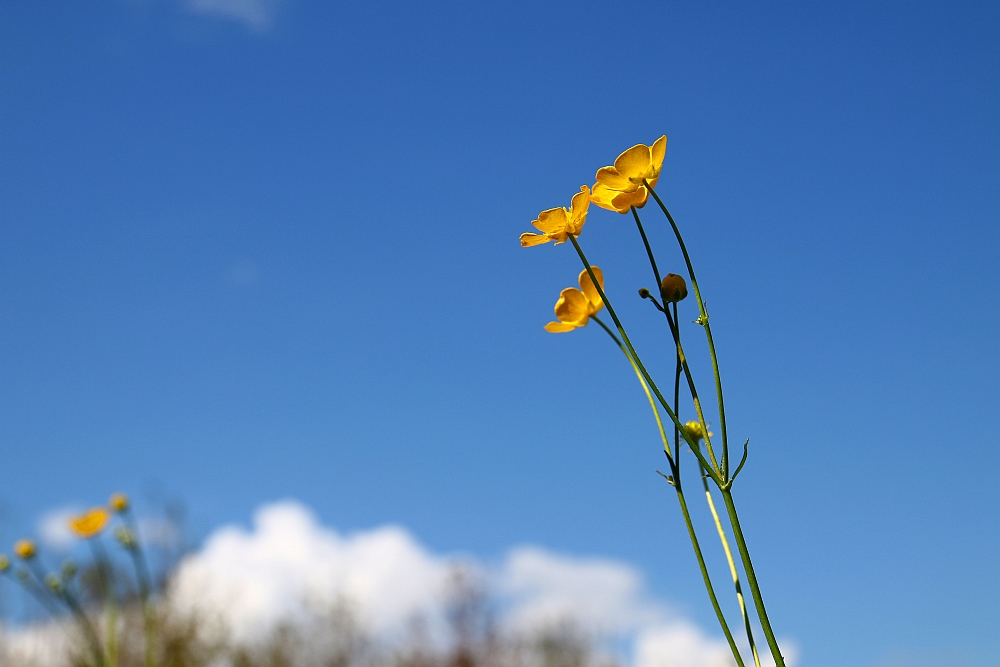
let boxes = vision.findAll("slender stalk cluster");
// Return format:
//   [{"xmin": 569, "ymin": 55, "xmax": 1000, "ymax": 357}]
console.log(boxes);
[
  {"xmin": 0, "ymin": 492, "xmax": 158, "ymax": 667},
  {"xmin": 520, "ymin": 137, "xmax": 785, "ymax": 667}
]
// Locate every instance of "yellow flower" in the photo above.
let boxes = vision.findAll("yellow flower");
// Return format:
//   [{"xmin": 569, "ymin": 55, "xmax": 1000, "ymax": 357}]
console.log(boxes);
[
  {"xmin": 68, "ymin": 508, "xmax": 110, "ymax": 539},
  {"xmin": 109, "ymin": 492, "xmax": 129, "ymax": 513},
  {"xmin": 683, "ymin": 420, "xmax": 713, "ymax": 443},
  {"xmin": 591, "ymin": 136, "xmax": 667, "ymax": 214},
  {"xmin": 544, "ymin": 267, "xmax": 604, "ymax": 333},
  {"xmin": 14, "ymin": 539, "xmax": 36, "ymax": 560},
  {"xmin": 660, "ymin": 273, "xmax": 688, "ymax": 303},
  {"xmin": 520, "ymin": 186, "xmax": 591, "ymax": 247}
]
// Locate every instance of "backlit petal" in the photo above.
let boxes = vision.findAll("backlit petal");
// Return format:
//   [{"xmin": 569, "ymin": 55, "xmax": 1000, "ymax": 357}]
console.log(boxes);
[
  {"xmin": 590, "ymin": 183, "xmax": 622, "ymax": 211},
  {"xmin": 612, "ymin": 188, "xmax": 648, "ymax": 212},
  {"xmin": 578, "ymin": 266, "xmax": 604, "ymax": 313},
  {"xmin": 554, "ymin": 288, "xmax": 590, "ymax": 326},
  {"xmin": 532, "ymin": 207, "xmax": 569, "ymax": 233},
  {"xmin": 544, "ymin": 321, "xmax": 577, "ymax": 333},
  {"xmin": 520, "ymin": 233, "xmax": 552, "ymax": 247},
  {"xmin": 649, "ymin": 136, "xmax": 667, "ymax": 178},
  {"xmin": 614, "ymin": 144, "xmax": 652, "ymax": 179},
  {"xmin": 595, "ymin": 167, "xmax": 633, "ymax": 191}
]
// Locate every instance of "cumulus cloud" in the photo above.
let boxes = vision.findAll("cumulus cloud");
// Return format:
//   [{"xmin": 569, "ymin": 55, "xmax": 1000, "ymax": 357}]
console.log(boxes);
[
  {"xmin": 184, "ymin": 0, "xmax": 283, "ymax": 30},
  {"xmin": 168, "ymin": 501, "xmax": 798, "ymax": 667}
]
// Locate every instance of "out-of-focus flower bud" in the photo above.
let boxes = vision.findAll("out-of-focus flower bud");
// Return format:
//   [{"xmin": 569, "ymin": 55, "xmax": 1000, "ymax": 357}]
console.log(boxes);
[
  {"xmin": 0, "ymin": 555, "xmax": 10, "ymax": 572},
  {"xmin": 14, "ymin": 539, "xmax": 36, "ymax": 560},
  {"xmin": 61, "ymin": 561, "xmax": 77, "ymax": 579},
  {"xmin": 45, "ymin": 573, "xmax": 62, "ymax": 594},
  {"xmin": 110, "ymin": 493, "xmax": 129, "ymax": 513},
  {"xmin": 115, "ymin": 526, "xmax": 136, "ymax": 550},
  {"xmin": 660, "ymin": 274, "xmax": 688, "ymax": 303},
  {"xmin": 683, "ymin": 420, "xmax": 713, "ymax": 443}
]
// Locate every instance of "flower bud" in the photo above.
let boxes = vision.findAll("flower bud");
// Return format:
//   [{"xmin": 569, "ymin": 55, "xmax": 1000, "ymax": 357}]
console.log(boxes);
[
  {"xmin": 61, "ymin": 561, "xmax": 77, "ymax": 578},
  {"xmin": 683, "ymin": 420, "xmax": 713, "ymax": 443},
  {"xmin": 110, "ymin": 493, "xmax": 130, "ymax": 513},
  {"xmin": 638, "ymin": 287, "xmax": 651, "ymax": 299},
  {"xmin": 660, "ymin": 274, "xmax": 688, "ymax": 303},
  {"xmin": 0, "ymin": 555, "xmax": 10, "ymax": 572},
  {"xmin": 115, "ymin": 526, "xmax": 136, "ymax": 550},
  {"xmin": 45, "ymin": 573, "xmax": 62, "ymax": 594},
  {"xmin": 14, "ymin": 539, "xmax": 36, "ymax": 560}
]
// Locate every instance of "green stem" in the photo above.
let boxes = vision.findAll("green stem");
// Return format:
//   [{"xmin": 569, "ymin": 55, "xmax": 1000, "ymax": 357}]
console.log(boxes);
[
  {"xmin": 700, "ymin": 471, "xmax": 761, "ymax": 667},
  {"xmin": 720, "ymin": 489, "xmax": 785, "ymax": 667},
  {"xmin": 62, "ymin": 588, "xmax": 106, "ymax": 667},
  {"xmin": 123, "ymin": 511, "xmax": 158, "ymax": 667},
  {"xmin": 590, "ymin": 316, "xmax": 745, "ymax": 667},
  {"xmin": 566, "ymin": 234, "xmax": 722, "ymax": 484},
  {"xmin": 631, "ymin": 206, "xmax": 718, "ymax": 469},
  {"xmin": 644, "ymin": 183, "xmax": 730, "ymax": 477}
]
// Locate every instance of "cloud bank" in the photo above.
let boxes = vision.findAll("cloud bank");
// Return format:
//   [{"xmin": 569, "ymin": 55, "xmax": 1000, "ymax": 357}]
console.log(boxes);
[{"xmin": 169, "ymin": 501, "xmax": 796, "ymax": 667}]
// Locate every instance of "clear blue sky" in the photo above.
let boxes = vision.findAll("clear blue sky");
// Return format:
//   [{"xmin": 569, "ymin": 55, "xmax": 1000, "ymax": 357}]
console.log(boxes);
[{"xmin": 1, "ymin": 1, "xmax": 998, "ymax": 665}]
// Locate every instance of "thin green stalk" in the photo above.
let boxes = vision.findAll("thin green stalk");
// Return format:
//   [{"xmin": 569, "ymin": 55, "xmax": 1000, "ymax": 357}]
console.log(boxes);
[
  {"xmin": 644, "ymin": 183, "xmax": 730, "ymax": 476},
  {"xmin": 700, "ymin": 471, "xmax": 761, "ymax": 667},
  {"xmin": 590, "ymin": 315, "xmax": 746, "ymax": 667},
  {"xmin": 122, "ymin": 510, "xmax": 158, "ymax": 667},
  {"xmin": 89, "ymin": 539, "xmax": 117, "ymax": 667},
  {"xmin": 631, "ymin": 207, "xmax": 719, "ymax": 470},
  {"xmin": 672, "ymin": 302, "xmax": 681, "ymax": 462},
  {"xmin": 566, "ymin": 234, "xmax": 722, "ymax": 484},
  {"xmin": 720, "ymin": 489, "xmax": 785, "ymax": 667},
  {"xmin": 62, "ymin": 588, "xmax": 106, "ymax": 667}
]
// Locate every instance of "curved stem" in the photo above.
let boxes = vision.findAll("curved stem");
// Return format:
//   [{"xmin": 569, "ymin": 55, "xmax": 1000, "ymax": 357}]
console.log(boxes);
[
  {"xmin": 590, "ymin": 316, "xmax": 745, "ymax": 667},
  {"xmin": 644, "ymin": 183, "xmax": 730, "ymax": 477},
  {"xmin": 566, "ymin": 235, "xmax": 722, "ymax": 484},
  {"xmin": 720, "ymin": 489, "xmax": 785, "ymax": 667}
]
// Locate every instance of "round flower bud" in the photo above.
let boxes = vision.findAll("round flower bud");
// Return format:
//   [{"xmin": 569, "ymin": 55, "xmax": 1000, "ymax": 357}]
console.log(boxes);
[
  {"xmin": 62, "ymin": 561, "xmax": 78, "ymax": 578},
  {"xmin": 115, "ymin": 526, "xmax": 136, "ymax": 550},
  {"xmin": 0, "ymin": 555, "xmax": 10, "ymax": 572},
  {"xmin": 638, "ymin": 287, "xmax": 651, "ymax": 299},
  {"xmin": 45, "ymin": 573, "xmax": 62, "ymax": 593},
  {"xmin": 109, "ymin": 493, "xmax": 129, "ymax": 513},
  {"xmin": 660, "ymin": 274, "xmax": 688, "ymax": 303},
  {"xmin": 683, "ymin": 420, "xmax": 713, "ymax": 443},
  {"xmin": 14, "ymin": 539, "xmax": 36, "ymax": 560}
]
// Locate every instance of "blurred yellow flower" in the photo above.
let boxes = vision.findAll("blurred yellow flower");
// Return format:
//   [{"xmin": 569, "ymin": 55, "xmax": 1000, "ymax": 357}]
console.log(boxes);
[
  {"xmin": 109, "ymin": 492, "xmax": 129, "ymax": 513},
  {"xmin": 591, "ymin": 136, "xmax": 667, "ymax": 214},
  {"xmin": 520, "ymin": 186, "xmax": 591, "ymax": 247},
  {"xmin": 544, "ymin": 267, "xmax": 604, "ymax": 333},
  {"xmin": 14, "ymin": 539, "xmax": 36, "ymax": 560},
  {"xmin": 68, "ymin": 508, "xmax": 109, "ymax": 538}
]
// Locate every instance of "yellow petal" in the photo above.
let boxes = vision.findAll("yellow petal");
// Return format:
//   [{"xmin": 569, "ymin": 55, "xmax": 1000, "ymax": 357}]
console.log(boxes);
[
  {"xmin": 520, "ymin": 232, "xmax": 552, "ymax": 247},
  {"xmin": 595, "ymin": 167, "xmax": 634, "ymax": 191},
  {"xmin": 544, "ymin": 321, "xmax": 577, "ymax": 333},
  {"xmin": 590, "ymin": 183, "xmax": 622, "ymax": 212},
  {"xmin": 578, "ymin": 266, "xmax": 604, "ymax": 313},
  {"xmin": 554, "ymin": 287, "xmax": 590, "ymax": 326},
  {"xmin": 69, "ymin": 508, "xmax": 109, "ymax": 538},
  {"xmin": 649, "ymin": 136, "xmax": 667, "ymax": 178},
  {"xmin": 611, "ymin": 188, "xmax": 648, "ymax": 212},
  {"xmin": 614, "ymin": 144, "xmax": 652, "ymax": 180},
  {"xmin": 532, "ymin": 207, "xmax": 569, "ymax": 234}
]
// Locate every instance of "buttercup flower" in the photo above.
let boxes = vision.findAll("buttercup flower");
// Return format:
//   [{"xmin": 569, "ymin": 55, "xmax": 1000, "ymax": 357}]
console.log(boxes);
[
  {"xmin": 544, "ymin": 267, "xmax": 605, "ymax": 333},
  {"xmin": 68, "ymin": 508, "xmax": 109, "ymax": 539},
  {"xmin": 591, "ymin": 136, "xmax": 667, "ymax": 213},
  {"xmin": 684, "ymin": 420, "xmax": 713, "ymax": 443},
  {"xmin": 520, "ymin": 186, "xmax": 591, "ymax": 247},
  {"xmin": 110, "ymin": 492, "xmax": 129, "ymax": 513},
  {"xmin": 14, "ymin": 539, "xmax": 36, "ymax": 560},
  {"xmin": 660, "ymin": 273, "xmax": 688, "ymax": 302}
]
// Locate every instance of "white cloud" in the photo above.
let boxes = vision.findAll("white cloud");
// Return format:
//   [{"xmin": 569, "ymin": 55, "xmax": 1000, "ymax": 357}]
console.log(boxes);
[
  {"xmin": 184, "ymin": 0, "xmax": 283, "ymax": 30},
  {"xmin": 36, "ymin": 506, "xmax": 83, "ymax": 551},
  {"xmin": 168, "ymin": 500, "xmax": 798, "ymax": 667}
]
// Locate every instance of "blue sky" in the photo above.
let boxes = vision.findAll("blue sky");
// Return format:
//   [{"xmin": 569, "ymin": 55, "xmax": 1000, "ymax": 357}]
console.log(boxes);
[{"xmin": 0, "ymin": 1, "xmax": 998, "ymax": 665}]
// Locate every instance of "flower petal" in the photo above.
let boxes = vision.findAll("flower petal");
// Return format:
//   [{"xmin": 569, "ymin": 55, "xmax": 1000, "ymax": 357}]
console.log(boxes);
[
  {"xmin": 614, "ymin": 144, "xmax": 652, "ymax": 180},
  {"xmin": 590, "ymin": 183, "xmax": 623, "ymax": 212},
  {"xmin": 649, "ymin": 136, "xmax": 667, "ymax": 178},
  {"xmin": 532, "ymin": 207, "xmax": 569, "ymax": 234},
  {"xmin": 578, "ymin": 266, "xmax": 604, "ymax": 313},
  {"xmin": 544, "ymin": 321, "xmax": 577, "ymax": 333},
  {"xmin": 554, "ymin": 287, "xmax": 590, "ymax": 326},
  {"xmin": 611, "ymin": 188, "xmax": 648, "ymax": 212},
  {"xmin": 520, "ymin": 232, "xmax": 552, "ymax": 247},
  {"xmin": 595, "ymin": 167, "xmax": 633, "ymax": 191}
]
